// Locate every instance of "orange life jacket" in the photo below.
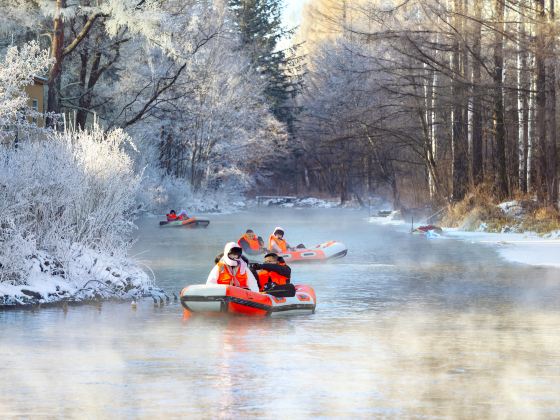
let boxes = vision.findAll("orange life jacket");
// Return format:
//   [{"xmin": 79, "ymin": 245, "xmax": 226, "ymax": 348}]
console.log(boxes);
[
  {"xmin": 167, "ymin": 213, "xmax": 177, "ymax": 221},
  {"xmin": 268, "ymin": 235, "xmax": 287, "ymax": 253},
  {"xmin": 239, "ymin": 234, "xmax": 260, "ymax": 251},
  {"xmin": 257, "ymin": 269, "xmax": 289, "ymax": 291},
  {"xmin": 216, "ymin": 262, "xmax": 248, "ymax": 288}
]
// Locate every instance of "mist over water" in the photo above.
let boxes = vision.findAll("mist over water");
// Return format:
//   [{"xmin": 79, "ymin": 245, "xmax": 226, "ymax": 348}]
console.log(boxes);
[{"xmin": 1, "ymin": 209, "xmax": 560, "ymax": 418}]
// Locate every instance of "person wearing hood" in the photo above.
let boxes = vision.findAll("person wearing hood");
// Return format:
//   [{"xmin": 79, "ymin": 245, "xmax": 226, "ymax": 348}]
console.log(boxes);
[
  {"xmin": 268, "ymin": 227, "xmax": 291, "ymax": 253},
  {"xmin": 206, "ymin": 242, "xmax": 259, "ymax": 292}
]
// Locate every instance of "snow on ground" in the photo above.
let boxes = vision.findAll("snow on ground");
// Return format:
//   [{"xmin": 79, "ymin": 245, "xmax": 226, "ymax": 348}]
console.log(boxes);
[
  {"xmin": 497, "ymin": 200, "xmax": 526, "ymax": 219},
  {"xmin": 0, "ymin": 248, "xmax": 159, "ymax": 307},
  {"xmin": 368, "ymin": 210, "xmax": 408, "ymax": 227},
  {"xmin": 443, "ymin": 199, "xmax": 560, "ymax": 268},
  {"xmin": 254, "ymin": 196, "xmax": 339, "ymax": 208},
  {"xmin": 368, "ymin": 210, "xmax": 560, "ymax": 268},
  {"xmin": 444, "ymin": 229, "xmax": 560, "ymax": 268}
]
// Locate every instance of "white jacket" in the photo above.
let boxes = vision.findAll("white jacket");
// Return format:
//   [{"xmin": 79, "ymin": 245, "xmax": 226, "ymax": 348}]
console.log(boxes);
[{"xmin": 206, "ymin": 242, "xmax": 259, "ymax": 292}]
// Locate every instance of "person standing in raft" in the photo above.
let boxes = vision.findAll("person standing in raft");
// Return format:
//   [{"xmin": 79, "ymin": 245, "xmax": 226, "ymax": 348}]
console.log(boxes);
[
  {"xmin": 268, "ymin": 227, "xmax": 292, "ymax": 253},
  {"xmin": 207, "ymin": 242, "xmax": 259, "ymax": 292},
  {"xmin": 238, "ymin": 229, "xmax": 266, "ymax": 255}
]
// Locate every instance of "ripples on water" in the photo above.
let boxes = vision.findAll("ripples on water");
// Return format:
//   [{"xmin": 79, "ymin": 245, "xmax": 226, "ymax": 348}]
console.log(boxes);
[{"xmin": 1, "ymin": 209, "xmax": 560, "ymax": 418}]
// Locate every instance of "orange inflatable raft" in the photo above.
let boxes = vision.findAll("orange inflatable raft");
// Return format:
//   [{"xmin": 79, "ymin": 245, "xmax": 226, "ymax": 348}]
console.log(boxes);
[
  {"xmin": 180, "ymin": 284, "xmax": 316, "ymax": 317},
  {"xmin": 248, "ymin": 241, "xmax": 347, "ymax": 263},
  {"xmin": 159, "ymin": 217, "xmax": 210, "ymax": 228}
]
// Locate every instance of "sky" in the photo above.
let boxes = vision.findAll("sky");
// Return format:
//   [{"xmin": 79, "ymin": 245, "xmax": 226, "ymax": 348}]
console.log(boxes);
[
  {"xmin": 279, "ymin": 0, "xmax": 307, "ymax": 49},
  {"xmin": 282, "ymin": 0, "xmax": 307, "ymax": 29}
]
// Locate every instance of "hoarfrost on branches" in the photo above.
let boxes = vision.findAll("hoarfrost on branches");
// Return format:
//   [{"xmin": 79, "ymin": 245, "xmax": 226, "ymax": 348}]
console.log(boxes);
[{"xmin": 0, "ymin": 41, "xmax": 51, "ymax": 142}]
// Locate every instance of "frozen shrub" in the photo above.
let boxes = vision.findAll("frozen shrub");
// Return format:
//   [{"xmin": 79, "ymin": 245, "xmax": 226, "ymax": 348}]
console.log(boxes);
[{"xmin": 0, "ymin": 125, "xmax": 142, "ymax": 287}]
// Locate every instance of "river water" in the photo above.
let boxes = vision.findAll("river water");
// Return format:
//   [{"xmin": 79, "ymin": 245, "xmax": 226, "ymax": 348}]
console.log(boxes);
[{"xmin": 1, "ymin": 209, "xmax": 560, "ymax": 418}]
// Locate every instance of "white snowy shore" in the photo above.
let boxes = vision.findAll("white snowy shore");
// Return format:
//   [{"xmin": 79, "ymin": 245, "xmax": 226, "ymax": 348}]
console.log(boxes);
[
  {"xmin": 444, "ymin": 229, "xmax": 560, "ymax": 268},
  {"xmin": 369, "ymin": 214, "xmax": 560, "ymax": 268},
  {"xmin": 0, "ymin": 248, "xmax": 159, "ymax": 307}
]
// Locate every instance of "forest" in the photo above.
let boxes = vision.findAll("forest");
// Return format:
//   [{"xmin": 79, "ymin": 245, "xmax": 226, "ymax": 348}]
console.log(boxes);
[
  {"xmin": 4, "ymin": 1, "xmax": 558, "ymax": 213},
  {"xmin": 298, "ymin": 0, "xmax": 560, "ymax": 215},
  {"xmin": 2, "ymin": 0, "xmax": 560, "ymax": 300}
]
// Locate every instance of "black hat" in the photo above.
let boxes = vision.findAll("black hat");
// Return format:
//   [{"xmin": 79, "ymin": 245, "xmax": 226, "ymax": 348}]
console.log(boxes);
[{"xmin": 229, "ymin": 246, "xmax": 243, "ymax": 255}]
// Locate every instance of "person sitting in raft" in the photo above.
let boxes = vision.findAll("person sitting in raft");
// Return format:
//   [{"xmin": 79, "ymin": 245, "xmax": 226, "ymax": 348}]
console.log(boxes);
[
  {"xmin": 250, "ymin": 253, "xmax": 291, "ymax": 289},
  {"xmin": 166, "ymin": 210, "xmax": 178, "ymax": 221},
  {"xmin": 207, "ymin": 242, "xmax": 259, "ymax": 292},
  {"xmin": 238, "ymin": 229, "xmax": 265, "ymax": 255},
  {"xmin": 268, "ymin": 227, "xmax": 292, "ymax": 253},
  {"xmin": 250, "ymin": 253, "xmax": 295, "ymax": 297}
]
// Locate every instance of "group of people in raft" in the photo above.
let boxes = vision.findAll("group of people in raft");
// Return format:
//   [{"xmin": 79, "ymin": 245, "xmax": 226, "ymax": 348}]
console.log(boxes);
[
  {"xmin": 166, "ymin": 210, "xmax": 190, "ymax": 221},
  {"xmin": 207, "ymin": 227, "xmax": 298, "ymax": 297}
]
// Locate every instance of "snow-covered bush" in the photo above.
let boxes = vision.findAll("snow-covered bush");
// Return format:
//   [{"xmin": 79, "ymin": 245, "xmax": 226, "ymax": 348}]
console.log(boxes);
[
  {"xmin": 0, "ymin": 125, "xmax": 140, "ymax": 257},
  {"xmin": 0, "ymin": 125, "xmax": 152, "ymax": 303}
]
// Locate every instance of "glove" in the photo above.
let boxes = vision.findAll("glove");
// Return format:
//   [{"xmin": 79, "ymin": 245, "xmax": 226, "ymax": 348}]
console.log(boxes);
[
  {"xmin": 263, "ymin": 281, "xmax": 276, "ymax": 292},
  {"xmin": 249, "ymin": 263, "xmax": 262, "ymax": 270}
]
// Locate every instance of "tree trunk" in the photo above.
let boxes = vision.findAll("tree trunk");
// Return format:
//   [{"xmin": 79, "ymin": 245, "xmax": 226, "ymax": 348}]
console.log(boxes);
[
  {"xmin": 46, "ymin": 0, "xmax": 66, "ymax": 127},
  {"xmin": 472, "ymin": 0, "xmax": 483, "ymax": 186},
  {"xmin": 451, "ymin": 0, "xmax": 468, "ymax": 201},
  {"xmin": 518, "ymin": 9, "xmax": 529, "ymax": 193},
  {"xmin": 493, "ymin": 0, "xmax": 508, "ymax": 199},
  {"xmin": 535, "ymin": 0, "xmax": 547, "ymax": 203},
  {"xmin": 546, "ymin": 0, "xmax": 558, "ymax": 207},
  {"xmin": 528, "ymin": 65, "xmax": 536, "ymax": 192}
]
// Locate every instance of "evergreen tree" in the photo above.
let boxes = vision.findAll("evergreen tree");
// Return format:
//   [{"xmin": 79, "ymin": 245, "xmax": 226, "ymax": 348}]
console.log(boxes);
[{"xmin": 229, "ymin": 0, "xmax": 304, "ymax": 133}]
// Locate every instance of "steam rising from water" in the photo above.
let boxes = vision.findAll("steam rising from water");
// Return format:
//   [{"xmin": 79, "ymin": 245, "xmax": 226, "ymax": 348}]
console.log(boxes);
[
  {"xmin": 1, "ymin": 305, "xmax": 559, "ymax": 418},
  {"xmin": 1, "ymin": 209, "xmax": 560, "ymax": 417}
]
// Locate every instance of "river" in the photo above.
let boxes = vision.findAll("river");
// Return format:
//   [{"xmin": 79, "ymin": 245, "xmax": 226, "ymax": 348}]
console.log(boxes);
[{"xmin": 1, "ymin": 209, "xmax": 560, "ymax": 418}]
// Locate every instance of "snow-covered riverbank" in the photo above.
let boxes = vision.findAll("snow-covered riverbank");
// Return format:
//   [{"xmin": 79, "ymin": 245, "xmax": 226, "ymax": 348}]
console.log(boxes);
[
  {"xmin": 368, "ymin": 215, "xmax": 560, "ymax": 268},
  {"xmin": 444, "ymin": 229, "xmax": 560, "ymax": 268},
  {"xmin": 0, "ymin": 249, "xmax": 158, "ymax": 307},
  {"xmin": 0, "ymin": 124, "xmax": 162, "ymax": 308}
]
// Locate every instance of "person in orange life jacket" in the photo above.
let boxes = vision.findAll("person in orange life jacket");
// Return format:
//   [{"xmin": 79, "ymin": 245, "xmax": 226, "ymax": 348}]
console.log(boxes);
[
  {"xmin": 238, "ymin": 229, "xmax": 265, "ymax": 255},
  {"xmin": 166, "ymin": 210, "xmax": 178, "ymax": 221},
  {"xmin": 268, "ymin": 227, "xmax": 292, "ymax": 253},
  {"xmin": 214, "ymin": 252, "xmax": 249, "ymax": 265},
  {"xmin": 249, "ymin": 253, "xmax": 291, "ymax": 291},
  {"xmin": 206, "ymin": 242, "xmax": 259, "ymax": 292}
]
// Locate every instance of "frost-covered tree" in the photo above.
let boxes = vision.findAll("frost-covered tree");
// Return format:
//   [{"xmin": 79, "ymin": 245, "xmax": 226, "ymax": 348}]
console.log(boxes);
[
  {"xmin": 0, "ymin": 41, "xmax": 150, "ymax": 302},
  {"xmin": 0, "ymin": 1, "xmax": 291, "ymax": 206},
  {"xmin": 124, "ymin": 8, "xmax": 289, "ymax": 196},
  {"xmin": 0, "ymin": 41, "xmax": 50, "ymax": 143},
  {"xmin": 0, "ymin": 0, "xmax": 221, "ymax": 128}
]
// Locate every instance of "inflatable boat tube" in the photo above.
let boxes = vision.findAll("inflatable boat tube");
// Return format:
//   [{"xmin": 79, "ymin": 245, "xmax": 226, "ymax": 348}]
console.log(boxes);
[
  {"xmin": 412, "ymin": 225, "xmax": 443, "ymax": 235},
  {"xmin": 247, "ymin": 241, "xmax": 347, "ymax": 263},
  {"xmin": 180, "ymin": 284, "xmax": 316, "ymax": 317},
  {"xmin": 159, "ymin": 217, "xmax": 210, "ymax": 228}
]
